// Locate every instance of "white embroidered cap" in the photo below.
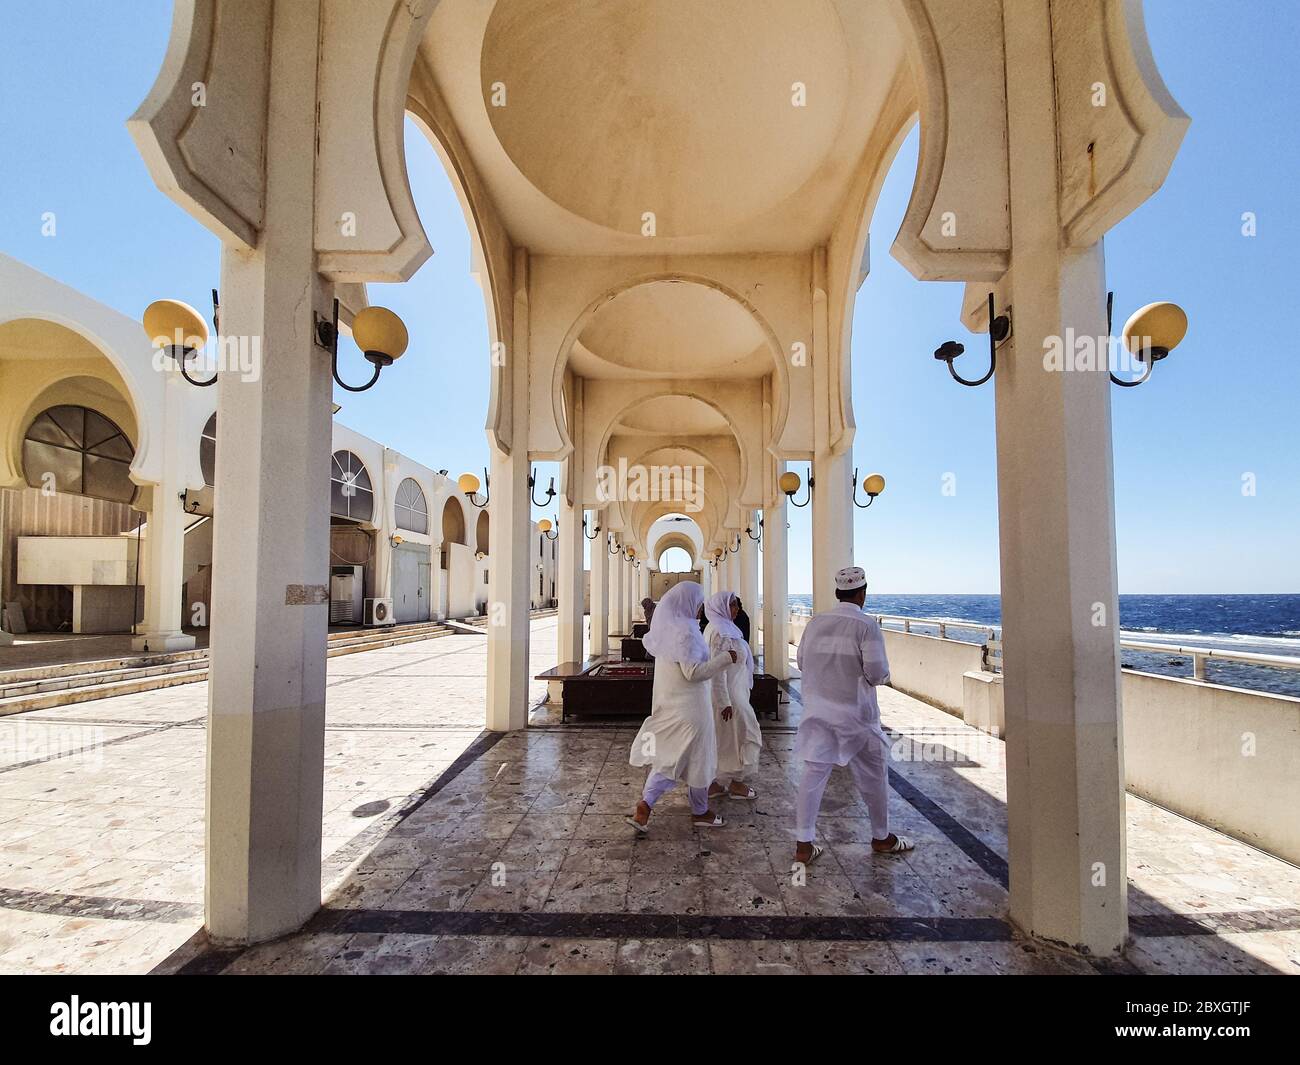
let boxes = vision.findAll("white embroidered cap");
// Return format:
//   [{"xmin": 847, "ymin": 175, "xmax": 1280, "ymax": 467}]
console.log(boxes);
[{"xmin": 834, "ymin": 566, "xmax": 867, "ymax": 591}]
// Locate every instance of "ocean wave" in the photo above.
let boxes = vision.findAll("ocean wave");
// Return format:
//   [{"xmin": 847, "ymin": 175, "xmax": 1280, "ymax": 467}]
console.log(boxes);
[{"xmin": 1120, "ymin": 630, "xmax": 1300, "ymax": 650}]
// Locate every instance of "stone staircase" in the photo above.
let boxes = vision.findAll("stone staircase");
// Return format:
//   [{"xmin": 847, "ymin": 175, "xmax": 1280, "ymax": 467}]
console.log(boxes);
[{"xmin": 0, "ymin": 619, "xmax": 457, "ymax": 717}]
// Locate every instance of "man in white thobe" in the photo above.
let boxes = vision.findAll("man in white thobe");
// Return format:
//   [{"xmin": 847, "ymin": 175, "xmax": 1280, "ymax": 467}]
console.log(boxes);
[{"xmin": 792, "ymin": 566, "xmax": 914, "ymax": 868}]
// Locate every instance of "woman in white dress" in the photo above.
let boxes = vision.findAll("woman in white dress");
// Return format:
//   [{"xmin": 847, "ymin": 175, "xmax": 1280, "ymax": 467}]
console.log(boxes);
[
  {"xmin": 703, "ymin": 591, "xmax": 762, "ymax": 801},
  {"xmin": 625, "ymin": 581, "xmax": 737, "ymax": 832}
]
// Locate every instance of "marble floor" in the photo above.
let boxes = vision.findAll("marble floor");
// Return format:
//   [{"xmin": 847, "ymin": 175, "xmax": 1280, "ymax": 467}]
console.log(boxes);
[{"xmin": 0, "ymin": 617, "xmax": 1296, "ymax": 975}]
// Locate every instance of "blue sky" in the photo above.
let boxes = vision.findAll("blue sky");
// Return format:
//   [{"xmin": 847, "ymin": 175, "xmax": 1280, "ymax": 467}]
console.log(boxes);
[{"xmin": 2, "ymin": 1, "xmax": 1295, "ymax": 594}]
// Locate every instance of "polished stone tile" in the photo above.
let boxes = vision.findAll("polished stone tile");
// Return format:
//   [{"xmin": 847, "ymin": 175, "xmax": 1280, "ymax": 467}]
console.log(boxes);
[
  {"xmin": 703, "ymin": 872, "xmax": 786, "ymax": 916},
  {"xmin": 627, "ymin": 873, "xmax": 705, "ymax": 916},
  {"xmin": 544, "ymin": 872, "xmax": 630, "ymax": 914},
  {"xmin": 615, "ymin": 938, "xmax": 710, "ymax": 975},
  {"xmin": 710, "ymin": 938, "xmax": 804, "ymax": 974},
  {"xmin": 800, "ymin": 940, "xmax": 906, "ymax": 975},
  {"xmin": 515, "ymin": 937, "xmax": 618, "ymax": 975}
]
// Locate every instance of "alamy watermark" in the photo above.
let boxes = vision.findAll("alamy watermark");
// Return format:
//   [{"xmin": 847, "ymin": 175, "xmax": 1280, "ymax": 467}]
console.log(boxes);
[
  {"xmin": 149, "ymin": 327, "xmax": 261, "ymax": 382},
  {"xmin": 594, "ymin": 458, "xmax": 705, "ymax": 513}
]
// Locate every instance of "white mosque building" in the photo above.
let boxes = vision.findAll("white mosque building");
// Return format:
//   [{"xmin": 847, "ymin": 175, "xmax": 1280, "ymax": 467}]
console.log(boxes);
[{"xmin": 0, "ymin": 253, "xmax": 555, "ymax": 652}]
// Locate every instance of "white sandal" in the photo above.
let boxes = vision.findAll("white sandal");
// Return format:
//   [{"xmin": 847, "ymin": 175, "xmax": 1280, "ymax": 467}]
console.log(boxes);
[
  {"xmin": 692, "ymin": 812, "xmax": 726, "ymax": 827},
  {"xmin": 873, "ymin": 834, "xmax": 914, "ymax": 854},
  {"xmin": 791, "ymin": 843, "xmax": 824, "ymax": 871},
  {"xmin": 624, "ymin": 812, "xmax": 651, "ymax": 836},
  {"xmin": 730, "ymin": 785, "xmax": 757, "ymax": 800}
]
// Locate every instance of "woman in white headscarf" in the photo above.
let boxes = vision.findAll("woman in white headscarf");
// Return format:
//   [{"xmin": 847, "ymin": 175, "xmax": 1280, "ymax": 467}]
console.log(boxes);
[
  {"xmin": 703, "ymin": 590, "xmax": 762, "ymax": 800},
  {"xmin": 626, "ymin": 581, "xmax": 737, "ymax": 832}
]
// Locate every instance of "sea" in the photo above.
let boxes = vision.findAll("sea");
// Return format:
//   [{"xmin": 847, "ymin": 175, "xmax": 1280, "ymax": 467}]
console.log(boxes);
[{"xmin": 785, "ymin": 593, "xmax": 1300, "ymax": 699}]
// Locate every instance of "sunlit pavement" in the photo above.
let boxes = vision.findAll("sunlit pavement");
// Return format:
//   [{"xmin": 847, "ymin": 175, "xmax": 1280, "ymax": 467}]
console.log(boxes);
[{"xmin": 0, "ymin": 617, "xmax": 1296, "ymax": 975}]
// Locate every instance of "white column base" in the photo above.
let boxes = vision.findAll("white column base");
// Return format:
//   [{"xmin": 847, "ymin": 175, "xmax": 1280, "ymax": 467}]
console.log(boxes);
[
  {"xmin": 0, "ymin": 630, "xmax": 13, "ymax": 646},
  {"xmin": 132, "ymin": 631, "xmax": 197, "ymax": 653}
]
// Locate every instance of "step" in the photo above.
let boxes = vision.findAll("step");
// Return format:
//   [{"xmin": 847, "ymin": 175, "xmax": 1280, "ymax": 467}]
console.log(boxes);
[
  {"xmin": 0, "ymin": 657, "xmax": 206, "ymax": 700},
  {"xmin": 327, "ymin": 621, "xmax": 451, "ymax": 642},
  {"xmin": 0, "ymin": 623, "xmax": 458, "ymax": 717},
  {"xmin": 326, "ymin": 627, "xmax": 455, "ymax": 656},
  {"xmin": 0, "ymin": 648, "xmax": 209, "ymax": 687},
  {"xmin": 0, "ymin": 666, "xmax": 210, "ymax": 718}
]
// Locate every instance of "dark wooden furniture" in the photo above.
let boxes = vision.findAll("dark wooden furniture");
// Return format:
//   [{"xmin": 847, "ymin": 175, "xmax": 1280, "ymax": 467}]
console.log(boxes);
[
  {"xmin": 535, "ymin": 659, "xmax": 783, "ymax": 723},
  {"xmin": 751, "ymin": 674, "xmax": 780, "ymax": 720}
]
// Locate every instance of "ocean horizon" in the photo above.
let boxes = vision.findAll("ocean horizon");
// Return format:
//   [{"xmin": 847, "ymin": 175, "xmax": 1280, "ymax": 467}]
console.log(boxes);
[{"xmin": 781, "ymin": 592, "xmax": 1300, "ymax": 698}]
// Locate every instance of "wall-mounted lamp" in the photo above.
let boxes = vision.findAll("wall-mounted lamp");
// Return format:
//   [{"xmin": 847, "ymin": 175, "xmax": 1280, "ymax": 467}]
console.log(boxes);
[
  {"xmin": 607, "ymin": 534, "xmax": 621, "ymax": 556},
  {"xmin": 1108, "ymin": 294, "xmax": 1187, "ymax": 388},
  {"xmin": 315, "ymin": 299, "xmax": 409, "ymax": 393},
  {"xmin": 709, "ymin": 547, "xmax": 724, "ymax": 569},
  {"xmin": 178, "ymin": 489, "xmax": 201, "ymax": 513},
  {"xmin": 780, "ymin": 468, "xmax": 813, "ymax": 508},
  {"xmin": 852, "ymin": 470, "xmax": 886, "ymax": 509},
  {"xmin": 726, "ymin": 534, "xmax": 741, "ymax": 554},
  {"xmin": 539, "ymin": 517, "xmax": 558, "ymax": 541},
  {"xmin": 529, "ymin": 467, "xmax": 557, "ymax": 507},
  {"xmin": 933, "ymin": 292, "xmax": 1011, "ymax": 388},
  {"xmin": 144, "ymin": 295, "xmax": 219, "ymax": 387},
  {"xmin": 582, "ymin": 515, "xmax": 601, "ymax": 540},
  {"xmin": 390, "ymin": 533, "xmax": 405, "ymax": 547},
  {"xmin": 460, "ymin": 468, "xmax": 489, "ymax": 508}
]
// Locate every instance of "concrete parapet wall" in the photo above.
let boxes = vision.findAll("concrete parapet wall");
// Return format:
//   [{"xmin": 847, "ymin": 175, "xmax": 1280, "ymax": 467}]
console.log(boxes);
[
  {"xmin": 880, "ymin": 630, "xmax": 984, "ymax": 716},
  {"xmin": 1121, "ymin": 670, "xmax": 1299, "ymax": 864}
]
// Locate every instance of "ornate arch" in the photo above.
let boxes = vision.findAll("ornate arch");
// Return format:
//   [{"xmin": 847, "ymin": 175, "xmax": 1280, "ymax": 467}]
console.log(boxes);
[{"xmin": 549, "ymin": 273, "xmax": 790, "ymax": 463}]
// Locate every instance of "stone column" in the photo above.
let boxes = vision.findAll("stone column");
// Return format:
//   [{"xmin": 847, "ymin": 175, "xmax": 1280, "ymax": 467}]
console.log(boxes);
[
  {"xmin": 556, "ymin": 502, "xmax": 584, "ymax": 664},
  {"xmin": 371, "ymin": 449, "xmax": 398, "ymax": 605},
  {"xmin": 996, "ymin": 1, "xmax": 1126, "ymax": 956},
  {"xmin": 739, "ymin": 515, "xmax": 758, "ymax": 655},
  {"xmin": 621, "ymin": 555, "xmax": 634, "ymax": 632},
  {"xmin": 205, "ymin": 0, "xmax": 331, "ymax": 945},
  {"xmin": 429, "ymin": 536, "xmax": 445, "ymax": 620},
  {"xmin": 810, "ymin": 247, "xmax": 853, "ymax": 614},
  {"xmin": 589, "ymin": 529, "xmax": 608, "ymax": 658},
  {"xmin": 485, "ymin": 248, "xmax": 533, "ymax": 732},
  {"xmin": 761, "ymin": 496, "xmax": 789, "ymax": 679},
  {"xmin": 607, "ymin": 539, "xmax": 623, "ymax": 637},
  {"xmin": 132, "ymin": 371, "xmax": 197, "ymax": 653}
]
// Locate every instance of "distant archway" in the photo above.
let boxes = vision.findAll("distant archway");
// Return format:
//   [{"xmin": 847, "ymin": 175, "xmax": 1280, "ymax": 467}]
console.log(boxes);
[{"xmin": 441, "ymin": 495, "xmax": 467, "ymax": 545}]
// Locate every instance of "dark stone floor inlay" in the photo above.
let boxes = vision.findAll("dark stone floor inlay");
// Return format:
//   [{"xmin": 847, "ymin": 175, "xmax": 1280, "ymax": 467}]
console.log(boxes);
[
  {"xmin": 885, "ymin": 764, "xmax": 1010, "ymax": 889},
  {"xmin": 306, "ymin": 907, "xmax": 1016, "ymax": 944}
]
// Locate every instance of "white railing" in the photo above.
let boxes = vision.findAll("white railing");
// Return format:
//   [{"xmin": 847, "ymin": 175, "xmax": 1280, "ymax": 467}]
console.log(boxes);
[
  {"xmin": 1118, "ymin": 639, "xmax": 1300, "ymax": 681},
  {"xmin": 788, "ymin": 609, "xmax": 1300, "ymax": 683},
  {"xmin": 874, "ymin": 614, "xmax": 999, "ymax": 643}
]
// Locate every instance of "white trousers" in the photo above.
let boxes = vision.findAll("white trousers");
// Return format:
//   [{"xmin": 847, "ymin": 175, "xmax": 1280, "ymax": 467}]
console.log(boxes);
[
  {"xmin": 796, "ymin": 733, "xmax": 890, "ymax": 843},
  {"xmin": 643, "ymin": 770, "xmax": 710, "ymax": 815}
]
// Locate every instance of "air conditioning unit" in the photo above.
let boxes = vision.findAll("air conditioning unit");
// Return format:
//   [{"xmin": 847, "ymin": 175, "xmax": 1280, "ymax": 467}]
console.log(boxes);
[{"xmin": 364, "ymin": 597, "xmax": 395, "ymax": 626}]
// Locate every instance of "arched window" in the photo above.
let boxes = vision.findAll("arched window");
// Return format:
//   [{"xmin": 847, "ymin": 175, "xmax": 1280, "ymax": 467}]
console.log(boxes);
[
  {"xmin": 395, "ymin": 477, "xmax": 428, "ymax": 534},
  {"xmin": 475, "ymin": 510, "xmax": 489, "ymax": 554},
  {"xmin": 200, "ymin": 413, "xmax": 217, "ymax": 487},
  {"xmin": 330, "ymin": 450, "xmax": 374, "ymax": 521},
  {"xmin": 23, "ymin": 405, "xmax": 136, "ymax": 504}
]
